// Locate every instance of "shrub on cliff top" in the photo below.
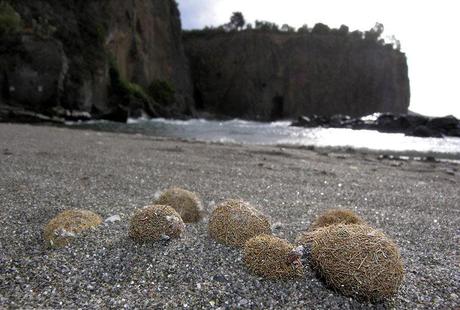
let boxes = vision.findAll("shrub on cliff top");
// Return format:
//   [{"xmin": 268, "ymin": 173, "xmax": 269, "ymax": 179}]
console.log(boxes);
[
  {"xmin": 208, "ymin": 199, "xmax": 271, "ymax": 247},
  {"xmin": 0, "ymin": 1, "xmax": 22, "ymax": 36},
  {"xmin": 309, "ymin": 224, "xmax": 404, "ymax": 302},
  {"xmin": 312, "ymin": 23, "xmax": 331, "ymax": 35},
  {"xmin": 229, "ymin": 12, "xmax": 245, "ymax": 31}
]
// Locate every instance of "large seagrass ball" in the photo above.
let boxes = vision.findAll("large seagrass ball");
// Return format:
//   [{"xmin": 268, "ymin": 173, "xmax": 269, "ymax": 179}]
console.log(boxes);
[
  {"xmin": 155, "ymin": 187, "xmax": 202, "ymax": 223},
  {"xmin": 129, "ymin": 205, "xmax": 185, "ymax": 242},
  {"xmin": 310, "ymin": 208, "xmax": 365, "ymax": 231},
  {"xmin": 43, "ymin": 209, "xmax": 102, "ymax": 248},
  {"xmin": 208, "ymin": 199, "xmax": 271, "ymax": 247},
  {"xmin": 310, "ymin": 224, "xmax": 404, "ymax": 302},
  {"xmin": 244, "ymin": 234, "xmax": 304, "ymax": 279}
]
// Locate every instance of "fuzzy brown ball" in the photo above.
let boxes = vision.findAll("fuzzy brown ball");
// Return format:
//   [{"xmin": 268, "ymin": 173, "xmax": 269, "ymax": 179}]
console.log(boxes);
[
  {"xmin": 310, "ymin": 209, "xmax": 365, "ymax": 231},
  {"xmin": 244, "ymin": 234, "xmax": 304, "ymax": 279},
  {"xmin": 43, "ymin": 209, "xmax": 102, "ymax": 248},
  {"xmin": 208, "ymin": 199, "xmax": 271, "ymax": 247},
  {"xmin": 155, "ymin": 187, "xmax": 202, "ymax": 223},
  {"xmin": 310, "ymin": 224, "xmax": 404, "ymax": 302},
  {"xmin": 129, "ymin": 205, "xmax": 185, "ymax": 242}
]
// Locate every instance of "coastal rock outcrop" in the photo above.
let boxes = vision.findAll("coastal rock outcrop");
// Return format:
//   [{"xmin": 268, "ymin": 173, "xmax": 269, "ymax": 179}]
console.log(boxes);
[
  {"xmin": 291, "ymin": 113, "xmax": 460, "ymax": 138},
  {"xmin": 184, "ymin": 30, "xmax": 410, "ymax": 120},
  {"xmin": 0, "ymin": 0, "xmax": 194, "ymax": 122}
]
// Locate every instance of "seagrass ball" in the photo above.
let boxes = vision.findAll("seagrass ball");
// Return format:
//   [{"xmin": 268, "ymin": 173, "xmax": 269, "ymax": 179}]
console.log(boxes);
[
  {"xmin": 129, "ymin": 205, "xmax": 185, "ymax": 242},
  {"xmin": 310, "ymin": 208, "xmax": 365, "ymax": 231},
  {"xmin": 244, "ymin": 234, "xmax": 304, "ymax": 279},
  {"xmin": 155, "ymin": 187, "xmax": 202, "ymax": 223},
  {"xmin": 43, "ymin": 209, "xmax": 102, "ymax": 248},
  {"xmin": 208, "ymin": 199, "xmax": 271, "ymax": 247},
  {"xmin": 309, "ymin": 224, "xmax": 404, "ymax": 302}
]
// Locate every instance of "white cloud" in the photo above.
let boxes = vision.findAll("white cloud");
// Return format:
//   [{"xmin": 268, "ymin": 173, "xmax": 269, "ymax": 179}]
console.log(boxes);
[{"xmin": 177, "ymin": 0, "xmax": 460, "ymax": 117}]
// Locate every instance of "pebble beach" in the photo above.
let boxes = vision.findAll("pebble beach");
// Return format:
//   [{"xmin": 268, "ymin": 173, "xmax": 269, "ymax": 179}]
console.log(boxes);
[{"xmin": 0, "ymin": 123, "xmax": 459, "ymax": 309}]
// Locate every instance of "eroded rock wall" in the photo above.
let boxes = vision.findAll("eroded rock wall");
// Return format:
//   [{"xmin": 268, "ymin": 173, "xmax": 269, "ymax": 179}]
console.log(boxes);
[
  {"xmin": 0, "ymin": 0, "xmax": 194, "ymax": 120},
  {"xmin": 184, "ymin": 31, "xmax": 410, "ymax": 120}
]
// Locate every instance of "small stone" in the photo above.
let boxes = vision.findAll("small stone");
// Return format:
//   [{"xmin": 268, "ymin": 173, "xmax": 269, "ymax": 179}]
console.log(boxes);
[
  {"xmin": 105, "ymin": 215, "xmax": 121, "ymax": 223},
  {"xmin": 238, "ymin": 298, "xmax": 249, "ymax": 306},
  {"xmin": 213, "ymin": 274, "xmax": 226, "ymax": 282}
]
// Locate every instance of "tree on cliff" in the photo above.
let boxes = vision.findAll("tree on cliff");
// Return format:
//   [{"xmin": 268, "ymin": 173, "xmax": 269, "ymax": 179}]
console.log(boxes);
[
  {"xmin": 281, "ymin": 24, "xmax": 295, "ymax": 33},
  {"xmin": 297, "ymin": 24, "xmax": 309, "ymax": 33},
  {"xmin": 365, "ymin": 22, "xmax": 384, "ymax": 42},
  {"xmin": 0, "ymin": 1, "xmax": 22, "ymax": 35},
  {"xmin": 255, "ymin": 20, "xmax": 279, "ymax": 31},
  {"xmin": 312, "ymin": 23, "xmax": 331, "ymax": 35},
  {"xmin": 230, "ymin": 12, "xmax": 245, "ymax": 30}
]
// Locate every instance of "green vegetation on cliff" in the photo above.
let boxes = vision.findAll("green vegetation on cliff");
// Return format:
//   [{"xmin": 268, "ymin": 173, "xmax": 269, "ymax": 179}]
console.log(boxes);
[
  {"xmin": 148, "ymin": 80, "xmax": 176, "ymax": 106},
  {"xmin": 0, "ymin": 1, "xmax": 22, "ymax": 35},
  {"xmin": 185, "ymin": 13, "xmax": 400, "ymax": 51},
  {"xmin": 108, "ymin": 55, "xmax": 149, "ymax": 103}
]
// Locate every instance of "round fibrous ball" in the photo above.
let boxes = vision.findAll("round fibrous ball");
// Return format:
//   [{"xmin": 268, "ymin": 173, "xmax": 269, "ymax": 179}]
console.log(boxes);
[
  {"xmin": 155, "ymin": 187, "xmax": 202, "ymax": 223},
  {"xmin": 244, "ymin": 234, "xmax": 304, "ymax": 279},
  {"xmin": 310, "ymin": 209, "xmax": 365, "ymax": 231},
  {"xmin": 129, "ymin": 205, "xmax": 185, "ymax": 242},
  {"xmin": 43, "ymin": 209, "xmax": 102, "ymax": 248},
  {"xmin": 310, "ymin": 224, "xmax": 404, "ymax": 302},
  {"xmin": 208, "ymin": 199, "xmax": 271, "ymax": 247}
]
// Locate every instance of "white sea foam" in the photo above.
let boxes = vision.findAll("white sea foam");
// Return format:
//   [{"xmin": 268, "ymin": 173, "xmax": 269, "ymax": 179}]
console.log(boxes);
[{"xmin": 69, "ymin": 117, "xmax": 460, "ymax": 157}]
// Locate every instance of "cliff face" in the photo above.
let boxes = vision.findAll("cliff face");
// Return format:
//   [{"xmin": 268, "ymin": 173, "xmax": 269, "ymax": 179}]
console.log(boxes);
[
  {"xmin": 0, "ymin": 0, "xmax": 194, "ymax": 121},
  {"xmin": 184, "ymin": 31, "xmax": 410, "ymax": 120}
]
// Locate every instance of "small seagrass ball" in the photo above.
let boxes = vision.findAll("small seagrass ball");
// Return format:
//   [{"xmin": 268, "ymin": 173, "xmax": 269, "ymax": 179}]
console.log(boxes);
[
  {"xmin": 208, "ymin": 199, "xmax": 271, "ymax": 247},
  {"xmin": 244, "ymin": 234, "xmax": 304, "ymax": 279},
  {"xmin": 310, "ymin": 208, "xmax": 365, "ymax": 231},
  {"xmin": 129, "ymin": 205, "xmax": 185, "ymax": 242},
  {"xmin": 155, "ymin": 187, "xmax": 202, "ymax": 223},
  {"xmin": 310, "ymin": 224, "xmax": 404, "ymax": 302},
  {"xmin": 43, "ymin": 209, "xmax": 102, "ymax": 248}
]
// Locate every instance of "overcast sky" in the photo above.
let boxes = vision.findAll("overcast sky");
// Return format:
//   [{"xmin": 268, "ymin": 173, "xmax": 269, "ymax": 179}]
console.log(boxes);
[{"xmin": 177, "ymin": 0, "xmax": 460, "ymax": 118}]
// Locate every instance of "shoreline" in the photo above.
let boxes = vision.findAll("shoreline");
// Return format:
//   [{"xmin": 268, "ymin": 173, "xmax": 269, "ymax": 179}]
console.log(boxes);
[
  {"xmin": 1, "ymin": 123, "xmax": 459, "ymax": 308},
  {"xmin": 61, "ymin": 120, "xmax": 460, "ymax": 161}
]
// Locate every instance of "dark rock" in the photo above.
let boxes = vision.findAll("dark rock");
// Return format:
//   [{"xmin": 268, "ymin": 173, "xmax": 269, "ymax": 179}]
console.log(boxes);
[
  {"xmin": 292, "ymin": 112, "xmax": 460, "ymax": 138},
  {"xmin": 0, "ymin": 105, "xmax": 64, "ymax": 124},
  {"xmin": 422, "ymin": 156, "xmax": 437, "ymax": 163},
  {"xmin": 376, "ymin": 114, "xmax": 408, "ymax": 132},
  {"xmin": 329, "ymin": 114, "xmax": 352, "ymax": 127},
  {"xmin": 185, "ymin": 31, "xmax": 410, "ymax": 120},
  {"xmin": 401, "ymin": 114, "xmax": 429, "ymax": 128},
  {"xmin": 213, "ymin": 274, "xmax": 227, "ymax": 283},
  {"xmin": 409, "ymin": 125, "xmax": 443, "ymax": 138},
  {"xmin": 292, "ymin": 116, "xmax": 314, "ymax": 127},
  {"xmin": 1, "ymin": 0, "xmax": 194, "ymax": 122},
  {"xmin": 0, "ymin": 35, "xmax": 67, "ymax": 113},
  {"xmin": 96, "ymin": 106, "xmax": 129, "ymax": 123},
  {"xmin": 427, "ymin": 115, "xmax": 459, "ymax": 131},
  {"xmin": 448, "ymin": 128, "xmax": 460, "ymax": 137}
]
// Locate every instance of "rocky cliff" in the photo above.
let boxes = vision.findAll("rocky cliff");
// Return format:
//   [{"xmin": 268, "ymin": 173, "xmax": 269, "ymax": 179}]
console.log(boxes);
[
  {"xmin": 0, "ymin": 0, "xmax": 194, "ymax": 121},
  {"xmin": 184, "ymin": 30, "xmax": 410, "ymax": 120}
]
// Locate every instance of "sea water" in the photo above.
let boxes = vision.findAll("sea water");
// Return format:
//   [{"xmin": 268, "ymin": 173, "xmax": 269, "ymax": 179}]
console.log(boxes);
[{"xmin": 68, "ymin": 118, "xmax": 460, "ymax": 158}]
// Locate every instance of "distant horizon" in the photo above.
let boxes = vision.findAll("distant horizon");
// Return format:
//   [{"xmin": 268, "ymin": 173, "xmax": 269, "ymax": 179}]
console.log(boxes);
[{"xmin": 177, "ymin": 0, "xmax": 460, "ymax": 119}]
